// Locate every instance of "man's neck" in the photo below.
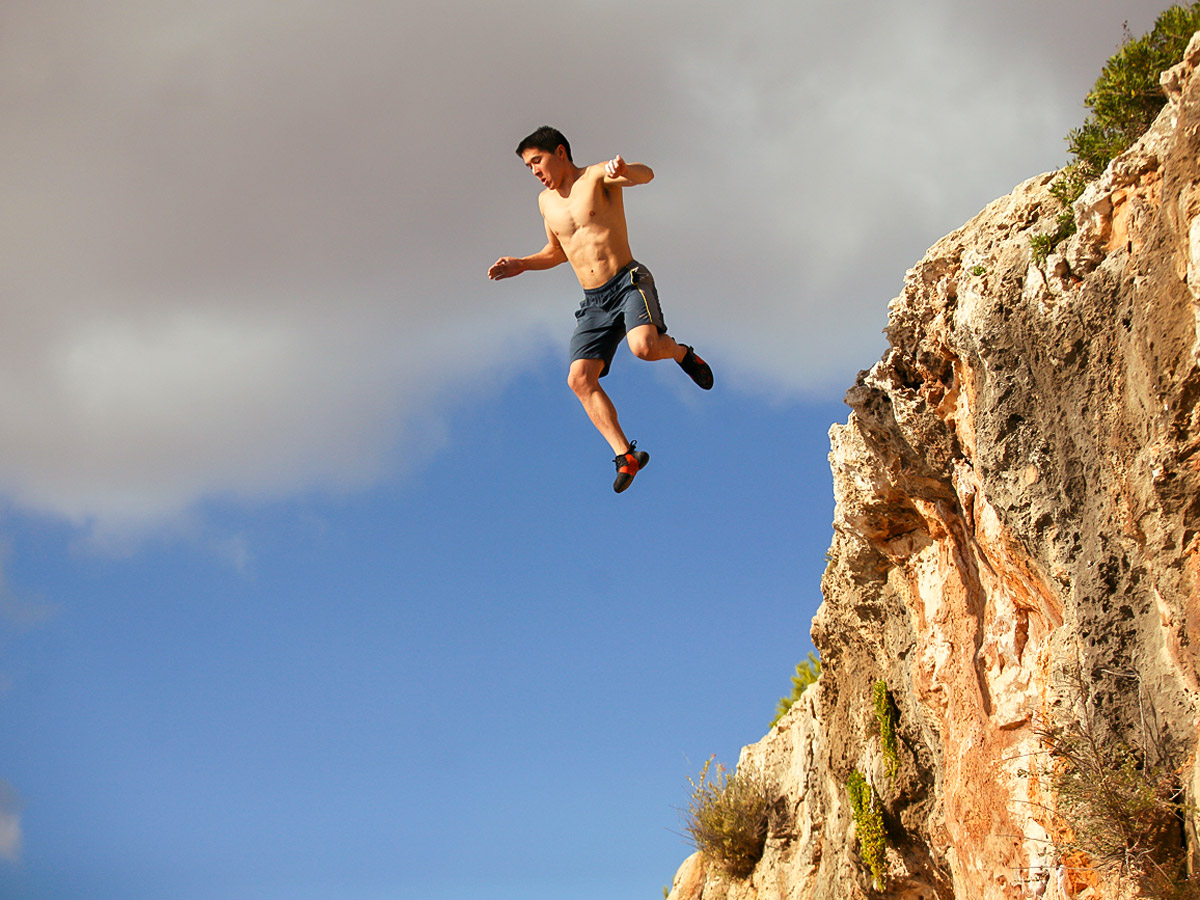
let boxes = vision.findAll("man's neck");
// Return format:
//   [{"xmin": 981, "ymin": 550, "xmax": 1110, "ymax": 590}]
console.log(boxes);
[{"xmin": 555, "ymin": 163, "xmax": 585, "ymax": 196}]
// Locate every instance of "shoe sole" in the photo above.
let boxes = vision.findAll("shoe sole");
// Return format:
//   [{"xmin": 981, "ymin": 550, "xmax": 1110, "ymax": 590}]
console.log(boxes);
[{"xmin": 681, "ymin": 349, "xmax": 714, "ymax": 390}]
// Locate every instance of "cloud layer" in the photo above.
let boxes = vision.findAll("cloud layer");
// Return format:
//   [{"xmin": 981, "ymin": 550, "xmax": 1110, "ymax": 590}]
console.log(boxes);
[{"xmin": 1, "ymin": 0, "xmax": 1168, "ymax": 525}]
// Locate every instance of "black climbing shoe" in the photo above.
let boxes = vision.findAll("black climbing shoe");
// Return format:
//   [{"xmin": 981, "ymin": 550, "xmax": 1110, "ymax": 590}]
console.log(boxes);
[
  {"xmin": 679, "ymin": 345, "xmax": 714, "ymax": 390},
  {"xmin": 613, "ymin": 441, "xmax": 650, "ymax": 493}
]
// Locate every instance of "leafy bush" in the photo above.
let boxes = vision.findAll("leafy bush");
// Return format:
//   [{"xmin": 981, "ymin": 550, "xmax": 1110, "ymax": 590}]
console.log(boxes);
[
  {"xmin": 770, "ymin": 652, "xmax": 820, "ymax": 727},
  {"xmin": 1069, "ymin": 4, "xmax": 1200, "ymax": 176},
  {"xmin": 682, "ymin": 757, "xmax": 772, "ymax": 878},
  {"xmin": 1033, "ymin": 3, "xmax": 1200, "ymax": 261},
  {"xmin": 846, "ymin": 769, "xmax": 887, "ymax": 888}
]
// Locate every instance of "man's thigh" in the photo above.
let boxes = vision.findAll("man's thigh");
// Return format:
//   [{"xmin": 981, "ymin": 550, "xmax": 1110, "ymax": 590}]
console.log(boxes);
[
  {"xmin": 570, "ymin": 309, "xmax": 624, "ymax": 379},
  {"xmin": 622, "ymin": 266, "xmax": 667, "ymax": 334}
]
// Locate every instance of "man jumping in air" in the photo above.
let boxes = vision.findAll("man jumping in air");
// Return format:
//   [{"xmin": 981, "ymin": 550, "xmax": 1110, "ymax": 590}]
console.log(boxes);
[{"xmin": 488, "ymin": 125, "xmax": 713, "ymax": 493}]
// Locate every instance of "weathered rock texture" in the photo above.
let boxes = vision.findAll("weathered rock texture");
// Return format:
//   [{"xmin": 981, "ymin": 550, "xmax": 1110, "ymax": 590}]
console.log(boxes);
[{"xmin": 669, "ymin": 33, "xmax": 1200, "ymax": 900}]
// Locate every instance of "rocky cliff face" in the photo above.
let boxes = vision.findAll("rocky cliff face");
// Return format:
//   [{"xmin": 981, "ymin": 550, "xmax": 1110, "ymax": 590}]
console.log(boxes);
[{"xmin": 669, "ymin": 33, "xmax": 1200, "ymax": 900}]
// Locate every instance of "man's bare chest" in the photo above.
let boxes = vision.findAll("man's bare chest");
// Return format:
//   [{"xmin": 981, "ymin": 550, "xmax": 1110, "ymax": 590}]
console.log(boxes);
[{"xmin": 544, "ymin": 185, "xmax": 610, "ymax": 240}]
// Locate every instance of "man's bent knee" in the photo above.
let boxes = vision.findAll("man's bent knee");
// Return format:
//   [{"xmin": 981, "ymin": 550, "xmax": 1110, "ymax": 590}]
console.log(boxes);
[
  {"xmin": 628, "ymin": 340, "xmax": 654, "ymax": 361},
  {"xmin": 626, "ymin": 325, "xmax": 665, "ymax": 361}
]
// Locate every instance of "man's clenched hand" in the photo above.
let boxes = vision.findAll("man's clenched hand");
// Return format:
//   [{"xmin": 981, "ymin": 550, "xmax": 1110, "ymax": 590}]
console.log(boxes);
[{"xmin": 604, "ymin": 155, "xmax": 627, "ymax": 180}]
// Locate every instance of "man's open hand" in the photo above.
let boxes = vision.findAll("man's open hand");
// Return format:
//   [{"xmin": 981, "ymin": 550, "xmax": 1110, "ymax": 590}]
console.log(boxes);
[
  {"xmin": 604, "ymin": 155, "xmax": 627, "ymax": 180},
  {"xmin": 488, "ymin": 257, "xmax": 525, "ymax": 280}
]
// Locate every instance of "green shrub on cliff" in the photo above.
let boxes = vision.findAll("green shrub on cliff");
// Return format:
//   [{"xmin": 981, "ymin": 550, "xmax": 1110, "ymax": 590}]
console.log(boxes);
[
  {"xmin": 846, "ymin": 769, "xmax": 887, "ymax": 888},
  {"xmin": 770, "ymin": 652, "xmax": 821, "ymax": 727},
  {"xmin": 873, "ymin": 680, "xmax": 899, "ymax": 780},
  {"xmin": 1068, "ymin": 3, "xmax": 1200, "ymax": 177},
  {"xmin": 1033, "ymin": 3, "xmax": 1200, "ymax": 263}
]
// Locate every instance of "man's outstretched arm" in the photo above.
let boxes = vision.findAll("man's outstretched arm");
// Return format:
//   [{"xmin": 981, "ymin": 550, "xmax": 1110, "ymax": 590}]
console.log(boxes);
[
  {"xmin": 603, "ymin": 154, "xmax": 653, "ymax": 186},
  {"xmin": 488, "ymin": 221, "xmax": 567, "ymax": 280}
]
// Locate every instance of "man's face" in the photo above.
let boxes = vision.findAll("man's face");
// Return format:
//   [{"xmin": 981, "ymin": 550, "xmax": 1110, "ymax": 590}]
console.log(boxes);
[{"xmin": 521, "ymin": 145, "xmax": 567, "ymax": 189}]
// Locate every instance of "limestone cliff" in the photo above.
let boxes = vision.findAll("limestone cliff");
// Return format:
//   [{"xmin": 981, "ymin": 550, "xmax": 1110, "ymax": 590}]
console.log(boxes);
[{"xmin": 669, "ymin": 33, "xmax": 1200, "ymax": 900}]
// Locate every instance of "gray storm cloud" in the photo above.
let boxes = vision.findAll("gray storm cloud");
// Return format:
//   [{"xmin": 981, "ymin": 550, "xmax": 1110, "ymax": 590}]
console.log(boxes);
[{"xmin": 0, "ymin": 0, "xmax": 1170, "ymax": 525}]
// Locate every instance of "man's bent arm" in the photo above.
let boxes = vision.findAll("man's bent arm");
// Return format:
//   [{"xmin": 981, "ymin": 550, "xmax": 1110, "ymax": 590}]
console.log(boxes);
[{"xmin": 603, "ymin": 155, "xmax": 654, "ymax": 187}]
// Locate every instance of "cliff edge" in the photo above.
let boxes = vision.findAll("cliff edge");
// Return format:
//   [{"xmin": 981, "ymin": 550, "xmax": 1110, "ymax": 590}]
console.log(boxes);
[{"xmin": 669, "ymin": 32, "xmax": 1200, "ymax": 900}]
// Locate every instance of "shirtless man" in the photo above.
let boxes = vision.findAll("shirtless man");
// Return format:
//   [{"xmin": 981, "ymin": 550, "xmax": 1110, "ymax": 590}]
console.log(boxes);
[{"xmin": 488, "ymin": 125, "xmax": 713, "ymax": 493}]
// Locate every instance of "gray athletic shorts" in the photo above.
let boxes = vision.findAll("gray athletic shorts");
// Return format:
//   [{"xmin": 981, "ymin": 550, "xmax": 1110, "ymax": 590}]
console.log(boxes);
[{"xmin": 569, "ymin": 261, "xmax": 667, "ymax": 378}]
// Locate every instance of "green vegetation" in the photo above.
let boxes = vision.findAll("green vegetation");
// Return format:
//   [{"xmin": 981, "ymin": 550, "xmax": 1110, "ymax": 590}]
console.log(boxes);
[
  {"xmin": 842, "ymin": 683, "xmax": 898, "ymax": 887},
  {"xmin": 846, "ymin": 770, "xmax": 887, "ymax": 888},
  {"xmin": 1036, "ymin": 671, "xmax": 1198, "ymax": 898},
  {"xmin": 1033, "ymin": 3, "xmax": 1200, "ymax": 263},
  {"xmin": 873, "ymin": 680, "xmax": 899, "ymax": 780},
  {"xmin": 1069, "ymin": 4, "xmax": 1200, "ymax": 174},
  {"xmin": 682, "ymin": 757, "xmax": 772, "ymax": 879},
  {"xmin": 770, "ymin": 652, "xmax": 821, "ymax": 727},
  {"xmin": 1032, "ymin": 166, "xmax": 1095, "ymax": 264}
]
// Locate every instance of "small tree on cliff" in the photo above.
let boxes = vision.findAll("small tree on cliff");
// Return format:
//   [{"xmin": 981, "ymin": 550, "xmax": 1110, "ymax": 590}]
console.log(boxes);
[
  {"xmin": 1068, "ymin": 3, "xmax": 1200, "ymax": 177},
  {"xmin": 1033, "ymin": 2, "xmax": 1200, "ymax": 262},
  {"xmin": 770, "ymin": 652, "xmax": 821, "ymax": 727}
]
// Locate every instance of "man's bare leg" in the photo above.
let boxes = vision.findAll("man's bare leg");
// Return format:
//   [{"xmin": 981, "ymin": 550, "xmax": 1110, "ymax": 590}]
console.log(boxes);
[
  {"xmin": 626, "ymin": 324, "xmax": 686, "ymax": 363},
  {"xmin": 568, "ymin": 357, "xmax": 651, "ymax": 492},
  {"xmin": 627, "ymin": 324, "xmax": 714, "ymax": 390},
  {"xmin": 568, "ymin": 358, "xmax": 632, "ymax": 455}
]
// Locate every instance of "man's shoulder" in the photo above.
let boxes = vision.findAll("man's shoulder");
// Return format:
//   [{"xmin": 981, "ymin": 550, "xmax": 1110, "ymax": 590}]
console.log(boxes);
[{"xmin": 587, "ymin": 162, "xmax": 616, "ymax": 182}]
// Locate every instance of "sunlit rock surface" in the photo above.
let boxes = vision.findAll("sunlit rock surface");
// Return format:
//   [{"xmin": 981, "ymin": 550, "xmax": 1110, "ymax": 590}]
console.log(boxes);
[{"xmin": 669, "ymin": 33, "xmax": 1200, "ymax": 900}]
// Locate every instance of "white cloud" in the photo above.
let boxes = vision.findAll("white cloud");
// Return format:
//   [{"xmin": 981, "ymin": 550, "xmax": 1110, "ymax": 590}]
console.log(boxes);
[
  {"xmin": 634, "ymin": 0, "xmax": 1161, "ymax": 388},
  {"xmin": 0, "ymin": 0, "xmax": 1174, "ymax": 527}
]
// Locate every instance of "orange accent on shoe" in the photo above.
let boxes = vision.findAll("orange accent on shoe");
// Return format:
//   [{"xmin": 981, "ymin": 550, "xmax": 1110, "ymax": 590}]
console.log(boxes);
[{"xmin": 612, "ymin": 442, "xmax": 650, "ymax": 493}]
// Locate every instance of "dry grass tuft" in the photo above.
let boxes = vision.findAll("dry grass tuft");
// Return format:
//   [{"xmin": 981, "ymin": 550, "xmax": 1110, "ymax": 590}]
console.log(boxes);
[{"xmin": 682, "ymin": 757, "xmax": 772, "ymax": 879}]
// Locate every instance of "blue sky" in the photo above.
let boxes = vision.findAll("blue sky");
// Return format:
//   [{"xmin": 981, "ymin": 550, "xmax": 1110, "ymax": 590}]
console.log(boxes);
[
  {"xmin": 0, "ymin": 1, "xmax": 1179, "ymax": 897},
  {"xmin": 2, "ymin": 359, "xmax": 842, "ymax": 900}
]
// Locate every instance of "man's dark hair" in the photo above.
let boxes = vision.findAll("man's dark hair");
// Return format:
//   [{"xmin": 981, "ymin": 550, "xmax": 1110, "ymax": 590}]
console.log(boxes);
[{"xmin": 516, "ymin": 125, "xmax": 572, "ymax": 163}]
